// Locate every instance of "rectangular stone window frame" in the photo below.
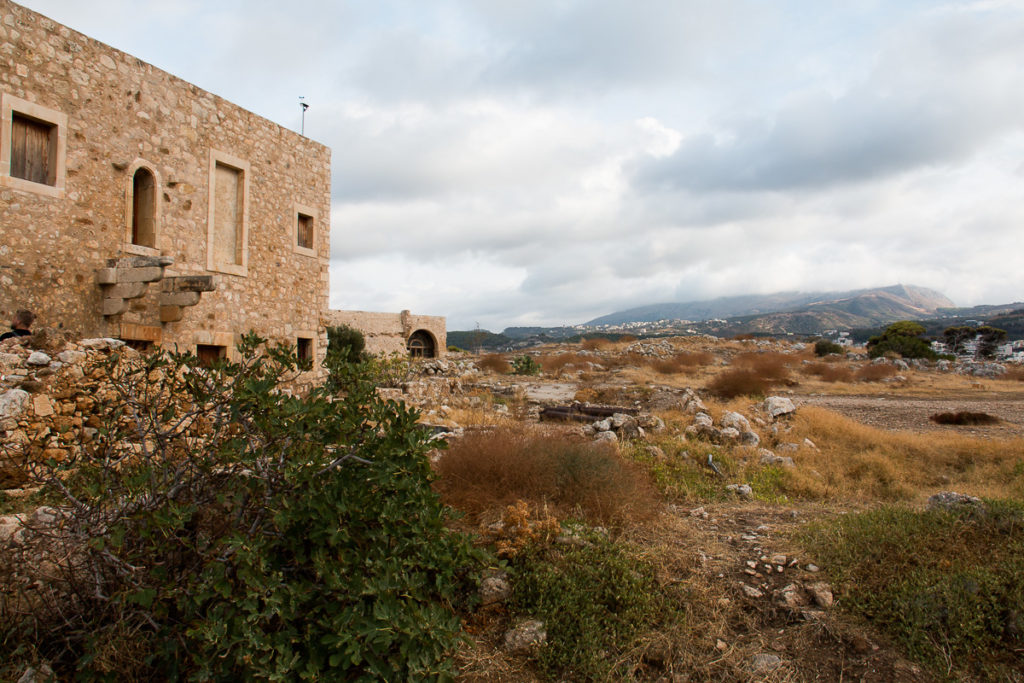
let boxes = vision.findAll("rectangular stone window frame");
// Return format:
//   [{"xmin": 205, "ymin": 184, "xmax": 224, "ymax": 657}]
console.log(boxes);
[
  {"xmin": 0, "ymin": 93, "xmax": 67, "ymax": 198},
  {"xmin": 294, "ymin": 329, "xmax": 317, "ymax": 367},
  {"xmin": 206, "ymin": 149, "xmax": 250, "ymax": 277},
  {"xmin": 293, "ymin": 203, "xmax": 318, "ymax": 257},
  {"xmin": 194, "ymin": 330, "xmax": 237, "ymax": 363}
]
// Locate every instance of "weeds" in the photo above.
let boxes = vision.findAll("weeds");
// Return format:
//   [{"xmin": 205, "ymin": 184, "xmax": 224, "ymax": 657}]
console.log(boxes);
[
  {"xmin": 435, "ymin": 427, "xmax": 657, "ymax": 527},
  {"xmin": 803, "ymin": 361, "xmax": 854, "ymax": 383},
  {"xmin": 706, "ymin": 368, "xmax": 772, "ymax": 399},
  {"xmin": 855, "ymin": 364, "xmax": 898, "ymax": 382},
  {"xmin": 510, "ymin": 537, "xmax": 676, "ymax": 680},
  {"xmin": 800, "ymin": 501, "xmax": 1024, "ymax": 679},
  {"xmin": 477, "ymin": 353, "xmax": 511, "ymax": 374}
]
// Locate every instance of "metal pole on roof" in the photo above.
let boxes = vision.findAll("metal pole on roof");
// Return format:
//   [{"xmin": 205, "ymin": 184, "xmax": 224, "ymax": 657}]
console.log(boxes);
[{"xmin": 300, "ymin": 97, "xmax": 309, "ymax": 136}]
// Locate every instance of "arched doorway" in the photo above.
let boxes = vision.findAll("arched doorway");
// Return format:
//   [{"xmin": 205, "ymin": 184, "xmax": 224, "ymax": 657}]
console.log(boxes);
[{"xmin": 407, "ymin": 330, "xmax": 436, "ymax": 359}]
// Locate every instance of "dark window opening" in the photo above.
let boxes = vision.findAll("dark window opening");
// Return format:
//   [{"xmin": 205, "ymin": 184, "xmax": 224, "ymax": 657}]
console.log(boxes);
[
  {"xmin": 122, "ymin": 339, "xmax": 154, "ymax": 353},
  {"xmin": 297, "ymin": 213, "xmax": 314, "ymax": 250},
  {"xmin": 407, "ymin": 330, "xmax": 436, "ymax": 359},
  {"xmin": 11, "ymin": 113, "xmax": 57, "ymax": 186},
  {"xmin": 297, "ymin": 337, "xmax": 313, "ymax": 362},
  {"xmin": 196, "ymin": 344, "xmax": 227, "ymax": 367},
  {"xmin": 131, "ymin": 167, "xmax": 157, "ymax": 247}
]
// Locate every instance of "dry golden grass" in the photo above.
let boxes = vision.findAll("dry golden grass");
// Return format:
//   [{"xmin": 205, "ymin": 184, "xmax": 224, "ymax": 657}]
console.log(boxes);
[
  {"xmin": 581, "ymin": 337, "xmax": 613, "ymax": 351},
  {"xmin": 705, "ymin": 368, "xmax": 773, "ymax": 399},
  {"xmin": 732, "ymin": 351, "xmax": 793, "ymax": 381},
  {"xmin": 434, "ymin": 426, "xmax": 659, "ymax": 527},
  {"xmin": 538, "ymin": 352, "xmax": 589, "ymax": 376},
  {"xmin": 802, "ymin": 361, "xmax": 854, "ymax": 383},
  {"xmin": 780, "ymin": 406, "xmax": 1024, "ymax": 502},
  {"xmin": 854, "ymin": 364, "xmax": 897, "ymax": 382},
  {"xmin": 476, "ymin": 353, "xmax": 511, "ymax": 374}
]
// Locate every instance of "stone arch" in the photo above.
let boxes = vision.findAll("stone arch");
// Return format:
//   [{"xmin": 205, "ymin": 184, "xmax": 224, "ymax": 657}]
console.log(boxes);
[
  {"xmin": 124, "ymin": 160, "xmax": 162, "ymax": 253},
  {"xmin": 407, "ymin": 329, "xmax": 437, "ymax": 359}
]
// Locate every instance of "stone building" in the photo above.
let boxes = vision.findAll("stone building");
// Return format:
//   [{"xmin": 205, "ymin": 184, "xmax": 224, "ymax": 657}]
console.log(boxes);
[{"xmin": 0, "ymin": 0, "xmax": 443, "ymax": 364}]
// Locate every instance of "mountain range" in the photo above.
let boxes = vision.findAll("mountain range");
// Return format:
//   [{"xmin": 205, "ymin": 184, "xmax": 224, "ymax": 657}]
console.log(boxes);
[{"xmin": 585, "ymin": 284, "xmax": 955, "ymax": 333}]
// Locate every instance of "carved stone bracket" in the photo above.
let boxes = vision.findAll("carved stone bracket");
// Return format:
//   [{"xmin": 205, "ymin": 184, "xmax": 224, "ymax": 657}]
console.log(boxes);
[
  {"xmin": 96, "ymin": 255, "xmax": 174, "ymax": 316},
  {"xmin": 159, "ymin": 275, "xmax": 216, "ymax": 322}
]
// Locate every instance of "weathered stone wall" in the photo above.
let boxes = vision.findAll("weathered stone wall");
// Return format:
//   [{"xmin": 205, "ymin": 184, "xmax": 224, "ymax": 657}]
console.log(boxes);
[
  {"xmin": 0, "ymin": 1, "xmax": 330, "ymax": 365},
  {"xmin": 324, "ymin": 309, "xmax": 447, "ymax": 358}
]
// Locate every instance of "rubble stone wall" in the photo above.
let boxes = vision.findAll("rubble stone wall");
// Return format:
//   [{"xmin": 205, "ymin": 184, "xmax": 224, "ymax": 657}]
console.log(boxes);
[
  {"xmin": 323, "ymin": 309, "xmax": 447, "ymax": 358},
  {"xmin": 0, "ymin": 0, "xmax": 330, "ymax": 367}
]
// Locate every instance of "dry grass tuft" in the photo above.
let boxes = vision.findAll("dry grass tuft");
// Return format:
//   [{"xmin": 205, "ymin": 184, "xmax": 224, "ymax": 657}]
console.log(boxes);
[
  {"xmin": 539, "ymin": 352, "xmax": 589, "ymax": 376},
  {"xmin": 803, "ymin": 361, "xmax": 854, "ymax": 383},
  {"xmin": 581, "ymin": 337, "xmax": 613, "ymax": 351},
  {"xmin": 706, "ymin": 368, "xmax": 772, "ymax": 399},
  {"xmin": 733, "ymin": 351, "xmax": 792, "ymax": 381},
  {"xmin": 854, "ymin": 364, "xmax": 897, "ymax": 382},
  {"xmin": 434, "ymin": 426, "xmax": 658, "ymax": 527},
  {"xmin": 476, "ymin": 353, "xmax": 510, "ymax": 374},
  {"xmin": 782, "ymin": 406, "xmax": 1024, "ymax": 501},
  {"xmin": 1004, "ymin": 366, "xmax": 1024, "ymax": 382},
  {"xmin": 647, "ymin": 351, "xmax": 714, "ymax": 375}
]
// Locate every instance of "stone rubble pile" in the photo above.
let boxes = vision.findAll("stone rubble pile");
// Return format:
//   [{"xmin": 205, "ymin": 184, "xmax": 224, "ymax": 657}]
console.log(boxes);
[{"xmin": 1, "ymin": 337, "xmax": 133, "ymax": 488}]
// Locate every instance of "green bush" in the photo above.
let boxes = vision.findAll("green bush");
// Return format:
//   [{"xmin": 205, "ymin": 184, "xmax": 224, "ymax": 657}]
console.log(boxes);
[
  {"xmin": 0, "ymin": 335, "xmax": 484, "ymax": 680},
  {"xmin": 511, "ymin": 354, "xmax": 541, "ymax": 376},
  {"xmin": 800, "ymin": 501, "xmax": 1024, "ymax": 679},
  {"xmin": 866, "ymin": 321, "xmax": 938, "ymax": 360},
  {"xmin": 326, "ymin": 324, "xmax": 366, "ymax": 364},
  {"xmin": 814, "ymin": 339, "xmax": 844, "ymax": 356},
  {"xmin": 511, "ymin": 536, "xmax": 671, "ymax": 679}
]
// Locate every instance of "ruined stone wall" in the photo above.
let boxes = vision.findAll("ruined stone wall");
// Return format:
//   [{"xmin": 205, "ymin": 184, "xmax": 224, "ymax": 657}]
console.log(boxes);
[
  {"xmin": 323, "ymin": 309, "xmax": 447, "ymax": 358},
  {"xmin": 0, "ymin": 1, "xmax": 330, "ymax": 365}
]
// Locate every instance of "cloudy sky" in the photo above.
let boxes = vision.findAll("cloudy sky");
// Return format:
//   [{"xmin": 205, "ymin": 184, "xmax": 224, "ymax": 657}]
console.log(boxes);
[{"xmin": 20, "ymin": 0, "xmax": 1024, "ymax": 330}]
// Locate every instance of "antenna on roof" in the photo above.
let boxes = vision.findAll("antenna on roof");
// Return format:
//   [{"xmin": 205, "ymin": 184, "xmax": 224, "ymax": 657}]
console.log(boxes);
[{"xmin": 299, "ymin": 96, "xmax": 310, "ymax": 136}]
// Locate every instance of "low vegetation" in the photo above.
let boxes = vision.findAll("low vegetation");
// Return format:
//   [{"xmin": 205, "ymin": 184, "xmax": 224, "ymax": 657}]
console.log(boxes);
[
  {"xmin": 435, "ymin": 427, "xmax": 657, "ymax": 528},
  {"xmin": 1, "ymin": 337, "xmax": 484, "ymax": 680},
  {"xmin": 802, "ymin": 501, "xmax": 1024, "ymax": 679},
  {"xmin": 930, "ymin": 410, "xmax": 1001, "ymax": 425}
]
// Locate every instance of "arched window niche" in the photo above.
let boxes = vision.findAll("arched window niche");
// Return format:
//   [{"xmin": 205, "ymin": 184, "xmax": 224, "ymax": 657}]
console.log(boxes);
[
  {"xmin": 124, "ymin": 160, "xmax": 162, "ymax": 255},
  {"xmin": 407, "ymin": 329, "xmax": 437, "ymax": 359}
]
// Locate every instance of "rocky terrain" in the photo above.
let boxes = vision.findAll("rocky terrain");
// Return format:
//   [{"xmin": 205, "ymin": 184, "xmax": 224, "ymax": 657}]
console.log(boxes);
[{"xmin": 3, "ymin": 332, "xmax": 1023, "ymax": 681}]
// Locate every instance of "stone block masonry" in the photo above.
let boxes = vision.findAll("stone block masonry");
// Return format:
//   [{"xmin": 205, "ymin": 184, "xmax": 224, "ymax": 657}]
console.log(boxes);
[{"xmin": 0, "ymin": 0, "xmax": 330, "ymax": 366}]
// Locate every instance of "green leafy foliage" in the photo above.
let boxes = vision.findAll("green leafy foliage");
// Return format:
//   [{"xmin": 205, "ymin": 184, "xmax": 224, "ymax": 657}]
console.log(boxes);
[
  {"xmin": 511, "ymin": 354, "xmax": 542, "ymax": 376},
  {"xmin": 866, "ymin": 321, "xmax": 938, "ymax": 360},
  {"xmin": 326, "ymin": 324, "xmax": 367, "ymax": 364},
  {"xmin": 511, "ymin": 536, "xmax": 672, "ymax": 679},
  {"xmin": 814, "ymin": 339, "xmax": 845, "ymax": 356},
  {"xmin": 800, "ymin": 501, "xmax": 1024, "ymax": 679},
  {"xmin": 1, "ymin": 334, "xmax": 485, "ymax": 680}
]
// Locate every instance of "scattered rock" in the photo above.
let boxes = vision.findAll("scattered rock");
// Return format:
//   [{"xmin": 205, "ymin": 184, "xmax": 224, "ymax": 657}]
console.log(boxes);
[
  {"xmin": 749, "ymin": 653, "xmax": 783, "ymax": 674},
  {"xmin": 806, "ymin": 581, "xmax": 834, "ymax": 608},
  {"xmin": 479, "ymin": 570, "xmax": 511, "ymax": 605},
  {"xmin": 26, "ymin": 351, "xmax": 51, "ymax": 366},
  {"xmin": 741, "ymin": 584, "xmax": 764, "ymax": 599},
  {"xmin": 720, "ymin": 411, "xmax": 751, "ymax": 432},
  {"xmin": 726, "ymin": 483, "xmax": 753, "ymax": 499},
  {"xmin": 763, "ymin": 396, "xmax": 796, "ymax": 419},
  {"xmin": 927, "ymin": 491, "xmax": 985, "ymax": 512},
  {"xmin": 503, "ymin": 619, "xmax": 547, "ymax": 653}
]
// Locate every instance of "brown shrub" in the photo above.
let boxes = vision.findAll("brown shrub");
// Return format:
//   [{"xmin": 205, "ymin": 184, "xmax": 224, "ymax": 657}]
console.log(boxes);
[
  {"xmin": 618, "ymin": 334, "xmax": 638, "ymax": 343},
  {"xmin": 1004, "ymin": 366, "xmax": 1024, "ymax": 382},
  {"xmin": 649, "ymin": 358, "xmax": 684, "ymax": 374},
  {"xmin": 803, "ymin": 362, "xmax": 854, "ymax": 383},
  {"xmin": 540, "ymin": 352, "xmax": 588, "ymax": 375},
  {"xmin": 581, "ymin": 337, "xmax": 612, "ymax": 351},
  {"xmin": 476, "ymin": 353, "xmax": 511, "ymax": 374},
  {"xmin": 733, "ymin": 351, "xmax": 791, "ymax": 381},
  {"xmin": 930, "ymin": 411, "xmax": 1000, "ymax": 426},
  {"xmin": 706, "ymin": 368, "xmax": 771, "ymax": 399},
  {"xmin": 434, "ymin": 427, "xmax": 657, "ymax": 527},
  {"xmin": 674, "ymin": 350, "xmax": 714, "ymax": 367},
  {"xmin": 855, "ymin": 364, "xmax": 897, "ymax": 382}
]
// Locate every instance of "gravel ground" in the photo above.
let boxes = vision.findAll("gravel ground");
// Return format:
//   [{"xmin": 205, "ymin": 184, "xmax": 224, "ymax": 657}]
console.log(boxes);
[{"xmin": 795, "ymin": 392, "xmax": 1024, "ymax": 437}]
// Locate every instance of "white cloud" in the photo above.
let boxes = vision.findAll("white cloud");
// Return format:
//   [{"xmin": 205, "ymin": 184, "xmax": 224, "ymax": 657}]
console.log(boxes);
[{"xmin": 18, "ymin": 0, "xmax": 1024, "ymax": 330}]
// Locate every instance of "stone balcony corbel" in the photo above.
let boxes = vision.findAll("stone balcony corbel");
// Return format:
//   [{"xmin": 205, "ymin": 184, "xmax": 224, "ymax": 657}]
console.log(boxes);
[
  {"xmin": 96, "ymin": 255, "xmax": 174, "ymax": 316},
  {"xmin": 159, "ymin": 275, "xmax": 216, "ymax": 322}
]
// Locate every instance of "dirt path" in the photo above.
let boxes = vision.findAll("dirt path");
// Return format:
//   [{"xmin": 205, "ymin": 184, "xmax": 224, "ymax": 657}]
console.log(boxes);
[{"xmin": 795, "ymin": 392, "xmax": 1024, "ymax": 437}]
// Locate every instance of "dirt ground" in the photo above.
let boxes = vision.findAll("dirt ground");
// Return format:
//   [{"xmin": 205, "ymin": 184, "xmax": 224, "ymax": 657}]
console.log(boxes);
[{"xmin": 795, "ymin": 391, "xmax": 1024, "ymax": 437}]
